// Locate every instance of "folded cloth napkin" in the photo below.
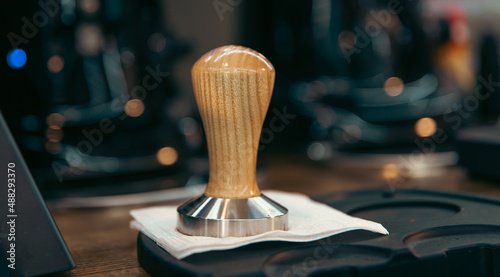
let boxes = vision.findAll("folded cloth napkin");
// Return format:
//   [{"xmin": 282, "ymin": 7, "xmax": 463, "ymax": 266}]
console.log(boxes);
[{"xmin": 130, "ymin": 190, "xmax": 388, "ymax": 259}]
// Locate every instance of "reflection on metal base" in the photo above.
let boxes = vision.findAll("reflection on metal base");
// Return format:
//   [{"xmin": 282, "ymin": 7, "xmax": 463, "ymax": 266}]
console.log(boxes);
[{"xmin": 177, "ymin": 194, "xmax": 288, "ymax": 238}]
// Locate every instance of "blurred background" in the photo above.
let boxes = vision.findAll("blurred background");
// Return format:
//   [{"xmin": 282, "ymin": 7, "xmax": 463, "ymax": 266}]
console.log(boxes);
[{"xmin": 1, "ymin": 0, "xmax": 500, "ymax": 206}]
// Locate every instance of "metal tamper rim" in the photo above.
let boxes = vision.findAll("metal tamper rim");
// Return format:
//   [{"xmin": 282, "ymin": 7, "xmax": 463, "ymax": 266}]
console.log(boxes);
[{"xmin": 177, "ymin": 194, "xmax": 288, "ymax": 237}]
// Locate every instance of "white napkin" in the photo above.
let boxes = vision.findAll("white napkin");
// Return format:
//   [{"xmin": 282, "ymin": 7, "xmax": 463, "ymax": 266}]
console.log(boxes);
[{"xmin": 130, "ymin": 190, "xmax": 388, "ymax": 259}]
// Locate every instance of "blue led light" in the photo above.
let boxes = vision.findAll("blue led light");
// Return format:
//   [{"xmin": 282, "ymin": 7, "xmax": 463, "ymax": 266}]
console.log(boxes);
[{"xmin": 6, "ymin": 48, "xmax": 27, "ymax": 70}]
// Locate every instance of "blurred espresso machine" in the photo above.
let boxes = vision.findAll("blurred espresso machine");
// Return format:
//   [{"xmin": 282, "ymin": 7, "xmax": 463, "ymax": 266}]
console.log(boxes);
[{"xmin": 0, "ymin": 0, "xmax": 204, "ymax": 199}]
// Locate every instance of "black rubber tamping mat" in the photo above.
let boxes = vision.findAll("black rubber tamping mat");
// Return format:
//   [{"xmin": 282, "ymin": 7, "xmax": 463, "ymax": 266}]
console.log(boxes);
[{"xmin": 137, "ymin": 188, "xmax": 500, "ymax": 277}]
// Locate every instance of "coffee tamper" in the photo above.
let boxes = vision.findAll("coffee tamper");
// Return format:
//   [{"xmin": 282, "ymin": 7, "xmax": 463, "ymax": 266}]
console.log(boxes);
[{"xmin": 177, "ymin": 45, "xmax": 288, "ymax": 238}]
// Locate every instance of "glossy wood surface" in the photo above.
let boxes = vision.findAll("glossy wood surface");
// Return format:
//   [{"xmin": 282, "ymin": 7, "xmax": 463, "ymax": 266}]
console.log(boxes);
[{"xmin": 191, "ymin": 45, "xmax": 275, "ymax": 199}]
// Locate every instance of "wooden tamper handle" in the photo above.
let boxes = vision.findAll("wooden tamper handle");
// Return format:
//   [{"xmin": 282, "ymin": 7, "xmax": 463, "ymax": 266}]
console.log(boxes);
[
  {"xmin": 177, "ymin": 45, "xmax": 287, "ymax": 237},
  {"xmin": 192, "ymin": 45, "xmax": 275, "ymax": 199}
]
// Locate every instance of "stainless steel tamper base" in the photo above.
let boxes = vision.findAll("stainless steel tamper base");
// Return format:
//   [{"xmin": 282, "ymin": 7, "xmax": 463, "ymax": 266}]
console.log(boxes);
[{"xmin": 177, "ymin": 194, "xmax": 288, "ymax": 238}]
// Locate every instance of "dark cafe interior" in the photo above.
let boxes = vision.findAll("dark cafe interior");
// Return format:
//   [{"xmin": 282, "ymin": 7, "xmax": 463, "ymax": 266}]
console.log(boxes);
[{"xmin": 2, "ymin": 0, "xmax": 500, "ymax": 276}]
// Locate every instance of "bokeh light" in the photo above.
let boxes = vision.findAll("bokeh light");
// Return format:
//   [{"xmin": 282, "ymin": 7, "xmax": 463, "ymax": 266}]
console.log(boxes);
[
  {"xmin": 120, "ymin": 50, "xmax": 135, "ymax": 67},
  {"xmin": 179, "ymin": 117, "xmax": 198, "ymax": 136},
  {"xmin": 415, "ymin": 117, "xmax": 437, "ymax": 137},
  {"xmin": 124, "ymin": 99, "xmax": 145, "ymax": 117},
  {"xmin": 342, "ymin": 125, "xmax": 362, "ymax": 143},
  {"xmin": 338, "ymin": 30, "xmax": 356, "ymax": 49},
  {"xmin": 147, "ymin": 33, "xmax": 166, "ymax": 53},
  {"xmin": 383, "ymin": 77, "xmax": 404, "ymax": 97},
  {"xmin": 307, "ymin": 142, "xmax": 328, "ymax": 161},
  {"xmin": 47, "ymin": 55, "xmax": 65, "ymax": 73},
  {"xmin": 156, "ymin": 147, "xmax": 178, "ymax": 166},
  {"xmin": 76, "ymin": 24, "xmax": 103, "ymax": 56},
  {"xmin": 80, "ymin": 0, "xmax": 100, "ymax": 13},
  {"xmin": 382, "ymin": 164, "xmax": 399, "ymax": 179},
  {"xmin": 6, "ymin": 48, "xmax": 27, "ymax": 70},
  {"xmin": 46, "ymin": 113, "xmax": 65, "ymax": 129}
]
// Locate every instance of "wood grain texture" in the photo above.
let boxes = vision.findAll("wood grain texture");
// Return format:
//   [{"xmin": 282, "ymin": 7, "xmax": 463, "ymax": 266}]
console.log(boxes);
[{"xmin": 192, "ymin": 45, "xmax": 275, "ymax": 199}]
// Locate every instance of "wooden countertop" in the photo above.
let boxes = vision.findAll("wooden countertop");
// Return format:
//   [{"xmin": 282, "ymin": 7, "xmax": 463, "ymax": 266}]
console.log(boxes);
[{"xmin": 45, "ymin": 157, "xmax": 500, "ymax": 277}]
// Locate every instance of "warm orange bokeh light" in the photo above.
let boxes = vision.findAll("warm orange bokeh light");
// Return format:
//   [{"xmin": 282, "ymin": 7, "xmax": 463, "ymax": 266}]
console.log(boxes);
[
  {"xmin": 415, "ymin": 117, "xmax": 437, "ymax": 137},
  {"xmin": 46, "ymin": 113, "xmax": 65, "ymax": 128},
  {"xmin": 383, "ymin": 77, "xmax": 404, "ymax": 97},
  {"xmin": 156, "ymin": 147, "xmax": 178, "ymax": 166},
  {"xmin": 124, "ymin": 99, "xmax": 145, "ymax": 117},
  {"xmin": 47, "ymin": 55, "xmax": 64, "ymax": 73},
  {"xmin": 382, "ymin": 164, "xmax": 399, "ymax": 179}
]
